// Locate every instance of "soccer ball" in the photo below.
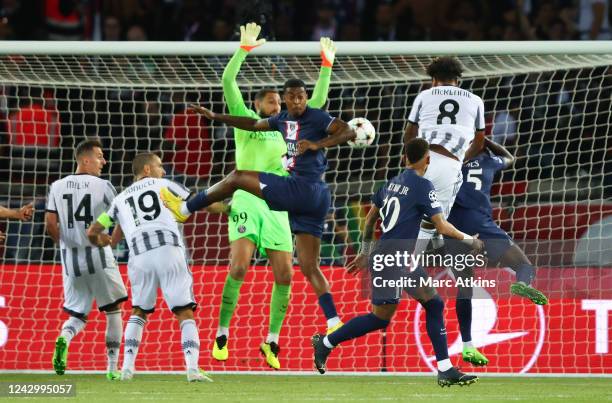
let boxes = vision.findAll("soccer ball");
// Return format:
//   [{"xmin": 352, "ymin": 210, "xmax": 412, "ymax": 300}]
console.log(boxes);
[{"xmin": 347, "ymin": 117, "xmax": 376, "ymax": 148}]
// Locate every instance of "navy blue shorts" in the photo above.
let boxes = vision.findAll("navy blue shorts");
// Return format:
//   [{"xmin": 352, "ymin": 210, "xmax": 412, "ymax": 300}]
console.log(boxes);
[
  {"xmin": 447, "ymin": 205, "xmax": 513, "ymax": 262},
  {"xmin": 371, "ymin": 266, "xmax": 431, "ymax": 306},
  {"xmin": 259, "ymin": 173, "xmax": 331, "ymax": 238}
]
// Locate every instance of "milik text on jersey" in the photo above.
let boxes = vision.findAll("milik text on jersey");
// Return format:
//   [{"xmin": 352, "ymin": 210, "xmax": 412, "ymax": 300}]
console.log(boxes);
[{"xmin": 66, "ymin": 180, "xmax": 89, "ymax": 189}]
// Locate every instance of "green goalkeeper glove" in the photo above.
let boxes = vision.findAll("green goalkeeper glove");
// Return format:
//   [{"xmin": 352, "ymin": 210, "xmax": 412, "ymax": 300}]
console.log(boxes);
[
  {"xmin": 320, "ymin": 37, "xmax": 337, "ymax": 67},
  {"xmin": 240, "ymin": 22, "xmax": 266, "ymax": 52}
]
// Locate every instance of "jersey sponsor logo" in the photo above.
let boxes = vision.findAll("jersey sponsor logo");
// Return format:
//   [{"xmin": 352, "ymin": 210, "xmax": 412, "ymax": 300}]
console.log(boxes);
[
  {"xmin": 285, "ymin": 121, "xmax": 299, "ymax": 141},
  {"xmin": 414, "ymin": 270, "xmax": 546, "ymax": 373}
]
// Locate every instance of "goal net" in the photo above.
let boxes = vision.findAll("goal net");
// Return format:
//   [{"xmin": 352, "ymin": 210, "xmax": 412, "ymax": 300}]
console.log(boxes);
[{"xmin": 0, "ymin": 42, "xmax": 611, "ymax": 374}]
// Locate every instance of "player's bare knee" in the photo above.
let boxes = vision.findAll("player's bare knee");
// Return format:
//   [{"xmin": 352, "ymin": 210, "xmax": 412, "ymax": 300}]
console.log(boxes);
[
  {"xmin": 229, "ymin": 263, "xmax": 248, "ymax": 281},
  {"xmin": 131, "ymin": 307, "xmax": 147, "ymax": 320},
  {"xmin": 173, "ymin": 307, "xmax": 194, "ymax": 322},
  {"xmin": 273, "ymin": 267, "xmax": 293, "ymax": 285}
]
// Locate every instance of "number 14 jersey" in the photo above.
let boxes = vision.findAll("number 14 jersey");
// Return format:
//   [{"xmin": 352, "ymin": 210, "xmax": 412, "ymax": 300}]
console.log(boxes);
[
  {"xmin": 106, "ymin": 177, "xmax": 191, "ymax": 256},
  {"xmin": 408, "ymin": 85, "xmax": 485, "ymax": 162}
]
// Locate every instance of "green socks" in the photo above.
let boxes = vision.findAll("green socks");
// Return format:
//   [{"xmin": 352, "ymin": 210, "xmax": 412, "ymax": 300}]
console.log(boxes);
[
  {"xmin": 269, "ymin": 283, "xmax": 291, "ymax": 335},
  {"xmin": 218, "ymin": 275, "xmax": 244, "ymax": 328},
  {"xmin": 218, "ymin": 275, "xmax": 290, "ymax": 340}
]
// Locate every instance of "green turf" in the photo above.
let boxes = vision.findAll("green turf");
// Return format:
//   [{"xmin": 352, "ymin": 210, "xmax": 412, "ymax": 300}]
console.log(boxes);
[{"xmin": 0, "ymin": 374, "xmax": 610, "ymax": 402}]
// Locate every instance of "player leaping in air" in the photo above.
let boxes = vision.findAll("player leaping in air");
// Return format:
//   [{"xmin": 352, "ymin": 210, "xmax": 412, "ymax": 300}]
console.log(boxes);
[
  {"xmin": 312, "ymin": 138, "xmax": 481, "ymax": 387},
  {"xmin": 403, "ymin": 56, "xmax": 486, "ymax": 257},
  {"xmin": 445, "ymin": 138, "xmax": 548, "ymax": 366},
  {"xmin": 203, "ymin": 23, "xmax": 336, "ymax": 369},
  {"xmin": 161, "ymin": 68, "xmax": 356, "ymax": 340}
]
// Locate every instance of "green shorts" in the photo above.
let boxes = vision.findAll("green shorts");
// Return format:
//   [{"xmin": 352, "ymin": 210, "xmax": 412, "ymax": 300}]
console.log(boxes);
[{"xmin": 228, "ymin": 190, "xmax": 293, "ymax": 255}]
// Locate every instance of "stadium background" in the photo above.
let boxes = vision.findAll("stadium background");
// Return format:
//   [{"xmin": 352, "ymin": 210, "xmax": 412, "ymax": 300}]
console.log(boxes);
[{"xmin": 0, "ymin": 0, "xmax": 610, "ymax": 375}]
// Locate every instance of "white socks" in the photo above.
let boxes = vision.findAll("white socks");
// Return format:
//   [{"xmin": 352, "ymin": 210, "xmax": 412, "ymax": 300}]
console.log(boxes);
[
  {"xmin": 323, "ymin": 336, "xmax": 334, "ymax": 349},
  {"xmin": 437, "ymin": 358, "xmax": 453, "ymax": 372},
  {"xmin": 463, "ymin": 341, "xmax": 474, "ymax": 349},
  {"xmin": 60, "ymin": 317, "xmax": 86, "ymax": 343},
  {"xmin": 180, "ymin": 319, "xmax": 200, "ymax": 371},
  {"xmin": 266, "ymin": 332, "xmax": 279, "ymax": 344},
  {"xmin": 122, "ymin": 315, "xmax": 146, "ymax": 372},
  {"xmin": 327, "ymin": 316, "xmax": 341, "ymax": 329},
  {"xmin": 216, "ymin": 326, "xmax": 229, "ymax": 338},
  {"xmin": 105, "ymin": 310, "xmax": 122, "ymax": 372}
]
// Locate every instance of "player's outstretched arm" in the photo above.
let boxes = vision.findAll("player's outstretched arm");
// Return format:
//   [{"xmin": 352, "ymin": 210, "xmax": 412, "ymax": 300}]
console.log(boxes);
[
  {"xmin": 347, "ymin": 205, "xmax": 379, "ymax": 275},
  {"xmin": 189, "ymin": 104, "xmax": 271, "ymax": 132},
  {"xmin": 308, "ymin": 37, "xmax": 336, "ymax": 109},
  {"xmin": 222, "ymin": 22, "xmax": 266, "ymax": 116},
  {"xmin": 431, "ymin": 213, "xmax": 484, "ymax": 253},
  {"xmin": 0, "ymin": 202, "xmax": 33, "ymax": 221},
  {"xmin": 485, "ymin": 137, "xmax": 515, "ymax": 167},
  {"xmin": 297, "ymin": 118, "xmax": 356, "ymax": 155}
]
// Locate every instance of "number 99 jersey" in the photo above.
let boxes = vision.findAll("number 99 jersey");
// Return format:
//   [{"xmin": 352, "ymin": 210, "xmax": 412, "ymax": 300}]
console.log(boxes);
[
  {"xmin": 408, "ymin": 85, "xmax": 485, "ymax": 162},
  {"xmin": 107, "ymin": 178, "xmax": 191, "ymax": 256}
]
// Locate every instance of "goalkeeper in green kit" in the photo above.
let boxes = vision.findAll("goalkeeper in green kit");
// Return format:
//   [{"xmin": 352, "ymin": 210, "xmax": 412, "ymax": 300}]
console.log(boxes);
[{"xmin": 210, "ymin": 22, "xmax": 336, "ymax": 369}]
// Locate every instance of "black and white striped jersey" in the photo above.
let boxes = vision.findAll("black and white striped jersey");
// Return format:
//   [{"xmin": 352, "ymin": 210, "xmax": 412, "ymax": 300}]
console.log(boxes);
[
  {"xmin": 107, "ymin": 178, "xmax": 191, "ymax": 256},
  {"xmin": 46, "ymin": 174, "xmax": 117, "ymax": 275},
  {"xmin": 408, "ymin": 85, "xmax": 485, "ymax": 162}
]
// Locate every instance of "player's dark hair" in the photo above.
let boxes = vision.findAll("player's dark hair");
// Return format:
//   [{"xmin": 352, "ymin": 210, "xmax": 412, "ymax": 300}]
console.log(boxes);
[
  {"xmin": 283, "ymin": 78, "xmax": 306, "ymax": 92},
  {"xmin": 404, "ymin": 138, "xmax": 430, "ymax": 164},
  {"xmin": 75, "ymin": 138, "xmax": 103, "ymax": 159},
  {"xmin": 426, "ymin": 56, "xmax": 463, "ymax": 81},
  {"xmin": 255, "ymin": 88, "xmax": 278, "ymax": 101},
  {"xmin": 132, "ymin": 152, "xmax": 159, "ymax": 176}
]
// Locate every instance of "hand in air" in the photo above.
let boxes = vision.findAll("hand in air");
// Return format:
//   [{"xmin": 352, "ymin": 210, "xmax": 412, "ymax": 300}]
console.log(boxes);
[
  {"xmin": 18, "ymin": 202, "xmax": 34, "ymax": 221},
  {"xmin": 240, "ymin": 22, "xmax": 266, "ymax": 51},
  {"xmin": 320, "ymin": 37, "xmax": 337, "ymax": 67},
  {"xmin": 189, "ymin": 104, "xmax": 216, "ymax": 120}
]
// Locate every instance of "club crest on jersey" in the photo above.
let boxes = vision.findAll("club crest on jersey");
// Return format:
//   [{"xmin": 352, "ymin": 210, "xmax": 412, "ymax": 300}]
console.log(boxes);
[
  {"xmin": 285, "ymin": 121, "xmax": 299, "ymax": 140},
  {"xmin": 238, "ymin": 225, "xmax": 247, "ymax": 234}
]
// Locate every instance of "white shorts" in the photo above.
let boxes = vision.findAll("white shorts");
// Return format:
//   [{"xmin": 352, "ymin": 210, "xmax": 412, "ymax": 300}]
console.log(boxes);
[
  {"xmin": 424, "ymin": 151, "xmax": 463, "ymax": 218},
  {"xmin": 127, "ymin": 245, "xmax": 196, "ymax": 313},
  {"xmin": 63, "ymin": 265, "xmax": 128, "ymax": 318}
]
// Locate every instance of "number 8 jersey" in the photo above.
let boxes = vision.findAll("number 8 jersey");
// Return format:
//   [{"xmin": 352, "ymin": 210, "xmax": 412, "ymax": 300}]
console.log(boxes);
[
  {"xmin": 105, "ymin": 178, "xmax": 191, "ymax": 256},
  {"xmin": 408, "ymin": 85, "xmax": 485, "ymax": 162}
]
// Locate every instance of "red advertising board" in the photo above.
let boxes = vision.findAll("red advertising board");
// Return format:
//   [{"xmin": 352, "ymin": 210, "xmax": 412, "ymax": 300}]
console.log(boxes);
[{"xmin": 0, "ymin": 265, "xmax": 610, "ymax": 373}]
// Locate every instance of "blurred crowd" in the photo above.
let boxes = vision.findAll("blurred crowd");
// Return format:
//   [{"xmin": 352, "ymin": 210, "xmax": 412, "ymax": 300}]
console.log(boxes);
[{"xmin": 0, "ymin": 0, "xmax": 610, "ymax": 42}]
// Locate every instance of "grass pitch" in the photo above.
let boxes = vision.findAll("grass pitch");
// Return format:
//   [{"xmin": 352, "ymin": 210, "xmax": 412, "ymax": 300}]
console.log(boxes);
[{"xmin": 0, "ymin": 374, "xmax": 610, "ymax": 402}]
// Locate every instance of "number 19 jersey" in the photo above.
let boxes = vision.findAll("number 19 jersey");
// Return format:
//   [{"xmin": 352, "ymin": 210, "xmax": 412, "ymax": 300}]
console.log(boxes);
[
  {"xmin": 408, "ymin": 85, "xmax": 485, "ymax": 162},
  {"xmin": 106, "ymin": 177, "xmax": 191, "ymax": 256}
]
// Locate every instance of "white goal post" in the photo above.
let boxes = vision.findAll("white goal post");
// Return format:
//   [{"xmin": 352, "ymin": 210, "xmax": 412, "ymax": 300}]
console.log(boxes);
[{"xmin": 0, "ymin": 41, "xmax": 610, "ymax": 375}]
